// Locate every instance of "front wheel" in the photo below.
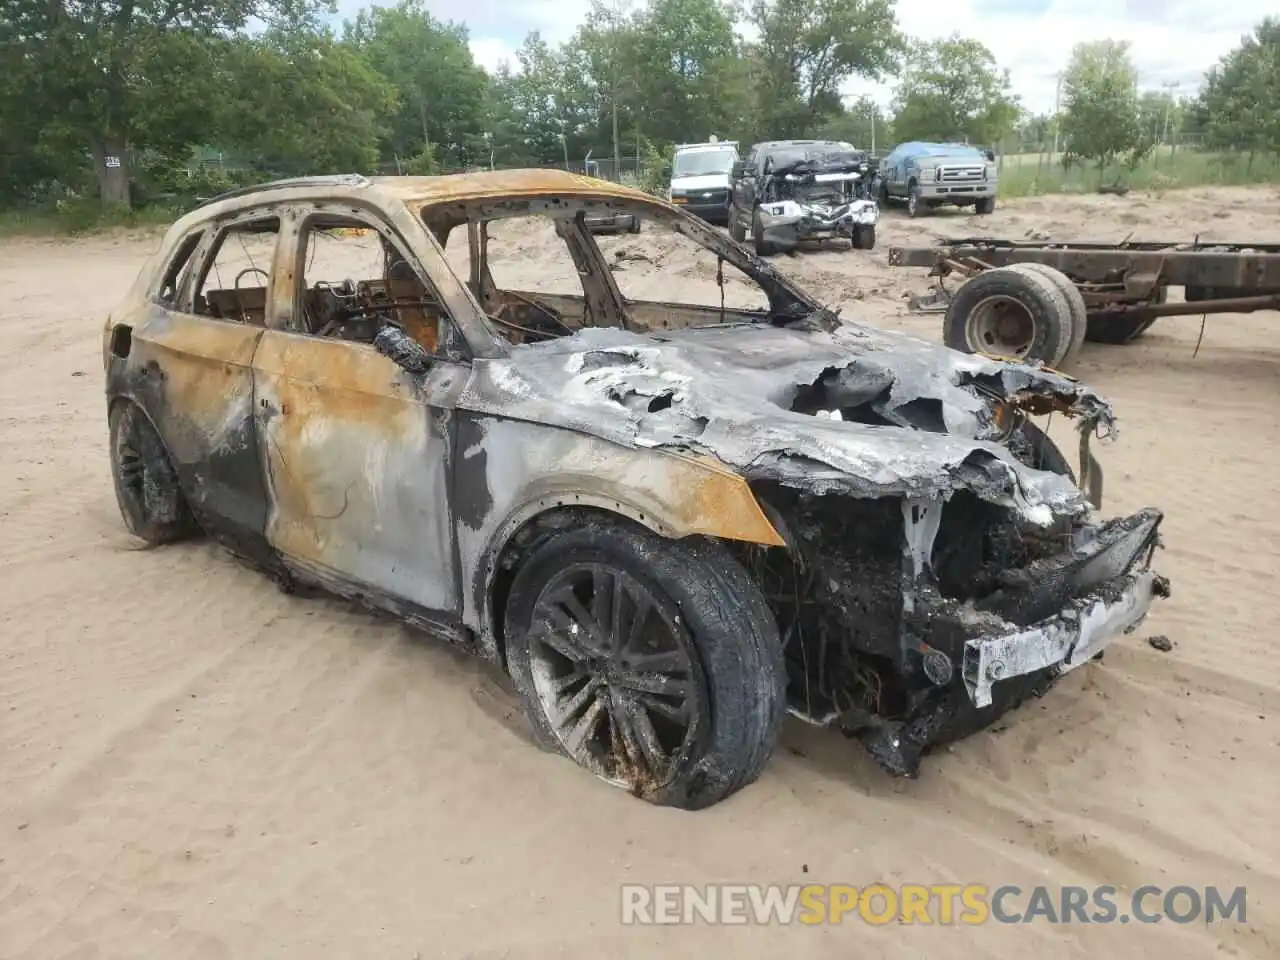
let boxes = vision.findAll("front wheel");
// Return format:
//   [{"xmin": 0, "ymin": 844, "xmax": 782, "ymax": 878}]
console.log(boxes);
[
  {"xmin": 752, "ymin": 211, "xmax": 776, "ymax": 257},
  {"xmin": 906, "ymin": 183, "xmax": 923, "ymax": 218},
  {"xmin": 503, "ymin": 516, "xmax": 785, "ymax": 810},
  {"xmin": 729, "ymin": 213, "xmax": 746, "ymax": 243},
  {"xmin": 851, "ymin": 224, "xmax": 876, "ymax": 250},
  {"xmin": 974, "ymin": 196, "xmax": 996, "ymax": 215}
]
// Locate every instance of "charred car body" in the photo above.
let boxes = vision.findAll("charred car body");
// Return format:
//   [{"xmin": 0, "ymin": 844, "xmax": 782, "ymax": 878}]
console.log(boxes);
[
  {"xmin": 103, "ymin": 171, "xmax": 1167, "ymax": 810},
  {"xmin": 730, "ymin": 139, "xmax": 880, "ymax": 255}
]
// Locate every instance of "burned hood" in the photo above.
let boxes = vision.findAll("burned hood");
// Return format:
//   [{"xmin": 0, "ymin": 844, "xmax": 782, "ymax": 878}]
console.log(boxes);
[{"xmin": 457, "ymin": 321, "xmax": 1115, "ymax": 524}]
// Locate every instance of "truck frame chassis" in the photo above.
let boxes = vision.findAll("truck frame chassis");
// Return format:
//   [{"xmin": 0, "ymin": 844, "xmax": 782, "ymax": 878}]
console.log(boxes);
[{"xmin": 887, "ymin": 237, "xmax": 1280, "ymax": 366}]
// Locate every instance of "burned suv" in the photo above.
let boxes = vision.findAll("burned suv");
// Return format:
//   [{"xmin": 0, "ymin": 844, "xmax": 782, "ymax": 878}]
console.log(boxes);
[
  {"xmin": 103, "ymin": 171, "xmax": 1167, "ymax": 811},
  {"xmin": 730, "ymin": 139, "xmax": 880, "ymax": 254}
]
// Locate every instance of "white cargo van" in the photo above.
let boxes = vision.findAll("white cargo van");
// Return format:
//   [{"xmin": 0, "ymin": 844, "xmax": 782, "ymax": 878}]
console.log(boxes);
[{"xmin": 667, "ymin": 139, "xmax": 739, "ymax": 225}]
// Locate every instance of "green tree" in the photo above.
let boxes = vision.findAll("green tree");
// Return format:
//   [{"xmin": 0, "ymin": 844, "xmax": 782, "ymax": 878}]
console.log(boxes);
[
  {"xmin": 1193, "ymin": 17, "xmax": 1280, "ymax": 163},
  {"xmin": 747, "ymin": 0, "xmax": 904, "ymax": 138},
  {"xmin": 816, "ymin": 96, "xmax": 891, "ymax": 151},
  {"xmin": 489, "ymin": 33, "xmax": 594, "ymax": 167},
  {"xmin": 0, "ymin": 0, "xmax": 330, "ymax": 207},
  {"xmin": 343, "ymin": 0, "xmax": 490, "ymax": 168},
  {"xmin": 1059, "ymin": 40, "xmax": 1151, "ymax": 179},
  {"xmin": 216, "ymin": 27, "xmax": 397, "ymax": 175},
  {"xmin": 891, "ymin": 36, "xmax": 1018, "ymax": 146}
]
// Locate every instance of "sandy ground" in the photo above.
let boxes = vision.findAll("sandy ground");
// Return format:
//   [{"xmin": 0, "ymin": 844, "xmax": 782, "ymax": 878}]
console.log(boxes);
[{"xmin": 2, "ymin": 186, "xmax": 1278, "ymax": 958}]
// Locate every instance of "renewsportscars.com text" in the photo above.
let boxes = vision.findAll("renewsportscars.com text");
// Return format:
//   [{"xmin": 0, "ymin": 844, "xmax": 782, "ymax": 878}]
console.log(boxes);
[{"xmin": 620, "ymin": 883, "xmax": 1249, "ymax": 926}]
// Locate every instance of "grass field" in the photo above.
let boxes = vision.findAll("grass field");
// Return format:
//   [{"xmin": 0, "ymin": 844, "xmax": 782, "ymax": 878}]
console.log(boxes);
[{"xmin": 995, "ymin": 146, "xmax": 1280, "ymax": 197}]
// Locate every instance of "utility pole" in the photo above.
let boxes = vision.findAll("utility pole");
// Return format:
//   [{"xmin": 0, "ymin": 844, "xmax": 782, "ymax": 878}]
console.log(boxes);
[
  {"xmin": 1161, "ymin": 79, "xmax": 1180, "ymax": 152},
  {"xmin": 610, "ymin": 0, "xmax": 629, "ymax": 182},
  {"xmin": 1051, "ymin": 70, "xmax": 1064, "ymax": 159}
]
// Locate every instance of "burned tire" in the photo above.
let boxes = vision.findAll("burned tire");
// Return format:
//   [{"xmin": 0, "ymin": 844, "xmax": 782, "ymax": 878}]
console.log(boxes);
[
  {"xmin": 503, "ymin": 516, "xmax": 786, "ymax": 810},
  {"xmin": 109, "ymin": 400, "xmax": 198, "ymax": 545},
  {"xmin": 943, "ymin": 266, "xmax": 1072, "ymax": 365},
  {"xmin": 1084, "ymin": 286, "xmax": 1164, "ymax": 344},
  {"xmin": 851, "ymin": 224, "xmax": 876, "ymax": 250},
  {"xmin": 1013, "ymin": 263, "xmax": 1087, "ymax": 367}
]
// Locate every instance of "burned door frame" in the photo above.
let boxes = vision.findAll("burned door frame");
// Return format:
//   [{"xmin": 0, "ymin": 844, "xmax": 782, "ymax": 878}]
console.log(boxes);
[
  {"xmin": 251, "ymin": 203, "xmax": 470, "ymax": 630},
  {"xmin": 467, "ymin": 210, "xmax": 626, "ymax": 332},
  {"xmin": 109, "ymin": 208, "xmax": 282, "ymax": 565}
]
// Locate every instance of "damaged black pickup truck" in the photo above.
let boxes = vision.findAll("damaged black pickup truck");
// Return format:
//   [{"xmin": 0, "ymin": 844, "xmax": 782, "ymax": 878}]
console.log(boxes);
[{"xmin": 102, "ymin": 170, "xmax": 1168, "ymax": 811}]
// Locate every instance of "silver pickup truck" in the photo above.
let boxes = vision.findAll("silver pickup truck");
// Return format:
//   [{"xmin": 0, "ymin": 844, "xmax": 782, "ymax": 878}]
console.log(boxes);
[{"xmin": 874, "ymin": 141, "xmax": 998, "ymax": 217}]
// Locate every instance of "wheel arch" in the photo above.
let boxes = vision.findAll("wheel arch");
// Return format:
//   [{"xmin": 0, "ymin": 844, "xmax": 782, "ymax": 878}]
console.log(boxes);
[{"xmin": 466, "ymin": 452, "xmax": 786, "ymax": 670}]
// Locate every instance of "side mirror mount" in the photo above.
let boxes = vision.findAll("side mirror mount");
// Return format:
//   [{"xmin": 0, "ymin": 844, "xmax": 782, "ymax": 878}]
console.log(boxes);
[
  {"xmin": 731, "ymin": 161, "xmax": 749, "ymax": 180},
  {"xmin": 374, "ymin": 323, "xmax": 434, "ymax": 375}
]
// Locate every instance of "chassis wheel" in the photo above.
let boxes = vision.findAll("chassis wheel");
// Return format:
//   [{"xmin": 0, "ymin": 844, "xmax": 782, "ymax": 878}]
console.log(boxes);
[
  {"xmin": 1084, "ymin": 286, "xmax": 1164, "ymax": 344},
  {"xmin": 109, "ymin": 400, "xmax": 198, "ymax": 544},
  {"xmin": 943, "ymin": 265, "xmax": 1073, "ymax": 366},
  {"xmin": 1013, "ymin": 263, "xmax": 1087, "ymax": 367},
  {"xmin": 503, "ymin": 517, "xmax": 785, "ymax": 810},
  {"xmin": 851, "ymin": 224, "xmax": 876, "ymax": 250}
]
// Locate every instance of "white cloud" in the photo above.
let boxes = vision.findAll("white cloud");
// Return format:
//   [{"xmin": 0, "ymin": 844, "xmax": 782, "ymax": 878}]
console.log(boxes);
[{"xmin": 335, "ymin": 0, "xmax": 1270, "ymax": 113}]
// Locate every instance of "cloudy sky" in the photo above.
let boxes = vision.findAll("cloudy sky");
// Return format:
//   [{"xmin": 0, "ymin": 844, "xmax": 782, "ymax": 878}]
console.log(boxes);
[{"xmin": 332, "ymin": 0, "xmax": 1270, "ymax": 115}]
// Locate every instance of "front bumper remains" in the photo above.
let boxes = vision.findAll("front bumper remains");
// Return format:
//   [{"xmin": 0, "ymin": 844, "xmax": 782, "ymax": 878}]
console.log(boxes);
[
  {"xmin": 759, "ymin": 198, "xmax": 878, "ymax": 243},
  {"xmin": 963, "ymin": 566, "xmax": 1165, "ymax": 708}
]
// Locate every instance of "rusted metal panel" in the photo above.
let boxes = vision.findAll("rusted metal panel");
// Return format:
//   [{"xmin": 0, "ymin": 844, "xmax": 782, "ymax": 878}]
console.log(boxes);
[
  {"xmin": 254, "ymin": 329, "xmax": 467, "ymax": 613},
  {"xmin": 888, "ymin": 239, "xmax": 1280, "ymax": 289},
  {"xmin": 453, "ymin": 414, "xmax": 785, "ymax": 645}
]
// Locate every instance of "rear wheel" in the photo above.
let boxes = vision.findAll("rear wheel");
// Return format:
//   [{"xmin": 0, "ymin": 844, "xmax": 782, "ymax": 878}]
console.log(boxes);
[
  {"xmin": 109, "ymin": 400, "xmax": 198, "ymax": 545},
  {"xmin": 503, "ymin": 516, "xmax": 786, "ymax": 810},
  {"xmin": 1012, "ymin": 263, "xmax": 1087, "ymax": 367},
  {"xmin": 943, "ymin": 266, "xmax": 1072, "ymax": 366}
]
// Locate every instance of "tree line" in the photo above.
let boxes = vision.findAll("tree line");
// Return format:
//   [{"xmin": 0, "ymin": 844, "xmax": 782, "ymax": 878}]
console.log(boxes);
[{"xmin": 1, "ymin": 0, "xmax": 1276, "ymax": 209}]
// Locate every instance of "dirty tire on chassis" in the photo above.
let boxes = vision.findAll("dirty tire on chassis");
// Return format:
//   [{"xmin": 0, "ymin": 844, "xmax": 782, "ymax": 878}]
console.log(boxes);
[
  {"xmin": 943, "ymin": 265, "xmax": 1072, "ymax": 366},
  {"xmin": 1084, "ymin": 287, "xmax": 1164, "ymax": 344},
  {"xmin": 503, "ymin": 517, "xmax": 786, "ymax": 809},
  {"xmin": 851, "ymin": 224, "xmax": 876, "ymax": 251},
  {"xmin": 729, "ymin": 215, "xmax": 746, "ymax": 243},
  {"xmin": 109, "ymin": 400, "xmax": 198, "ymax": 545},
  {"xmin": 1013, "ymin": 263, "xmax": 1088, "ymax": 367}
]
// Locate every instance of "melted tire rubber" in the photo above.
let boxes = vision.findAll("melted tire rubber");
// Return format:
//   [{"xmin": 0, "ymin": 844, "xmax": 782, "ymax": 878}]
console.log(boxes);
[{"xmin": 504, "ymin": 516, "xmax": 786, "ymax": 810}]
